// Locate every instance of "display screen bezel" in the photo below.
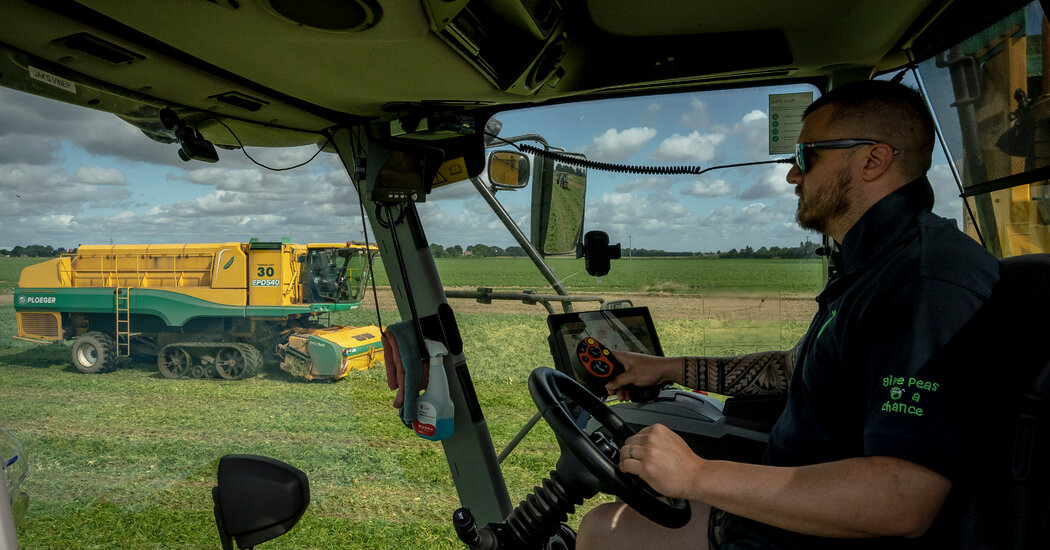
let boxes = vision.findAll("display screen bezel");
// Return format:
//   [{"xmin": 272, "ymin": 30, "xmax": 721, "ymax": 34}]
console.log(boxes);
[{"xmin": 546, "ymin": 306, "xmax": 664, "ymax": 384}]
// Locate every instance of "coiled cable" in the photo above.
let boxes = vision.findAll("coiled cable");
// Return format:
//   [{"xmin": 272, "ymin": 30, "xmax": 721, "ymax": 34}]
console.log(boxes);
[{"xmin": 512, "ymin": 140, "xmax": 793, "ymax": 176}]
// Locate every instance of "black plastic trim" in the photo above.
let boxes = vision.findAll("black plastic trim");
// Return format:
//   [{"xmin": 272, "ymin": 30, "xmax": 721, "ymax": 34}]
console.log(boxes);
[{"xmin": 962, "ymin": 165, "xmax": 1050, "ymax": 197}]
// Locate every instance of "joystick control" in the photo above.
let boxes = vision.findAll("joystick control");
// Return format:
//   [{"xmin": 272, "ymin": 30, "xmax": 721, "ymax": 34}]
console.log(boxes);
[{"xmin": 574, "ymin": 336, "xmax": 661, "ymax": 402}]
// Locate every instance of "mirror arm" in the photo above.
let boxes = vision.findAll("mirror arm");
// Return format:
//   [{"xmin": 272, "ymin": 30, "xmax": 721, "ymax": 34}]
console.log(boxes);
[
  {"xmin": 484, "ymin": 134, "xmax": 551, "ymax": 150},
  {"xmin": 469, "ymin": 176, "xmax": 574, "ymax": 313}
]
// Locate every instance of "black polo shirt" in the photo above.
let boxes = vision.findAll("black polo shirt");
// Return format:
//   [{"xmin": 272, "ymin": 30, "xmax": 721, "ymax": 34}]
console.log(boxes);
[{"xmin": 732, "ymin": 176, "xmax": 1000, "ymax": 548}]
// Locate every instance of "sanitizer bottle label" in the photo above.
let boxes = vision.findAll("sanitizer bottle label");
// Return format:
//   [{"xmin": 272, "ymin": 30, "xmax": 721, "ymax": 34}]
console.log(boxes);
[{"xmin": 414, "ymin": 402, "xmax": 438, "ymax": 437}]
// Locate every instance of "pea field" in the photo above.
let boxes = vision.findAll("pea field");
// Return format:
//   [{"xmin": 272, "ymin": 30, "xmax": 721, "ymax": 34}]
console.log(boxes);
[{"xmin": 0, "ymin": 256, "xmax": 822, "ymax": 549}]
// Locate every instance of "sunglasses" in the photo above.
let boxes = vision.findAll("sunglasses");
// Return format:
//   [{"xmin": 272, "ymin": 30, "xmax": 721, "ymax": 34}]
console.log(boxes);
[{"xmin": 794, "ymin": 139, "xmax": 899, "ymax": 174}]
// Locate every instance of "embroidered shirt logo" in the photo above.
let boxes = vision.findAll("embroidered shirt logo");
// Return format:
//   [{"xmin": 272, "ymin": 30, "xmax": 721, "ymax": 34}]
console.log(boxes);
[{"xmin": 816, "ymin": 309, "xmax": 837, "ymax": 340}]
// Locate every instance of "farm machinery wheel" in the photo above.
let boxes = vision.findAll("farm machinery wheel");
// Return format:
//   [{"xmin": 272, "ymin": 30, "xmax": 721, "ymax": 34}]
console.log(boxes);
[
  {"xmin": 158, "ymin": 346, "xmax": 193, "ymax": 379},
  {"xmin": 70, "ymin": 331, "xmax": 118, "ymax": 374},
  {"xmin": 215, "ymin": 344, "xmax": 262, "ymax": 380}
]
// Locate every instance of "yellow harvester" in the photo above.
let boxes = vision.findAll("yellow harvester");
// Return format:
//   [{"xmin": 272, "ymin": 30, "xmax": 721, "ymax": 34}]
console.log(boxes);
[{"xmin": 14, "ymin": 238, "xmax": 382, "ymax": 381}]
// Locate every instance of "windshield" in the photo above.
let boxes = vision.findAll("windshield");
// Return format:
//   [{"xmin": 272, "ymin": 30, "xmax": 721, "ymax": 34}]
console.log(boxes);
[
  {"xmin": 303, "ymin": 247, "xmax": 371, "ymax": 303},
  {"xmin": 412, "ymin": 82, "xmax": 978, "ymax": 353},
  {"xmin": 425, "ymin": 82, "xmax": 968, "ymax": 252},
  {"xmin": 915, "ymin": 0, "xmax": 1050, "ymax": 257}
]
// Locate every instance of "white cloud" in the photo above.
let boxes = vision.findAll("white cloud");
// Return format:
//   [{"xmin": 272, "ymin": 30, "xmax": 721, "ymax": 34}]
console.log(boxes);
[
  {"xmin": 0, "ymin": 164, "xmax": 130, "ymax": 219},
  {"xmin": 679, "ymin": 98, "xmax": 711, "ymax": 129},
  {"xmin": 601, "ymin": 192, "xmax": 636, "ymax": 208},
  {"xmin": 704, "ymin": 205, "xmax": 736, "ymax": 226},
  {"xmin": 75, "ymin": 166, "xmax": 127, "ymax": 186},
  {"xmin": 431, "ymin": 179, "xmax": 477, "ymax": 200},
  {"xmin": 742, "ymin": 110, "xmax": 767, "ymax": 123},
  {"xmin": 583, "ymin": 191, "xmax": 701, "ymax": 249},
  {"xmin": 700, "ymin": 201, "xmax": 795, "ymax": 230},
  {"xmin": 0, "ymin": 135, "xmax": 59, "ymax": 165},
  {"xmin": 0, "ymin": 150, "xmax": 369, "ymax": 247},
  {"xmin": 740, "ymin": 202, "xmax": 778, "ymax": 224},
  {"xmin": 185, "ymin": 168, "xmax": 265, "ymax": 190},
  {"xmin": 652, "ymin": 131, "xmax": 725, "ymax": 163},
  {"xmin": 581, "ymin": 127, "xmax": 657, "ymax": 161},
  {"xmin": 39, "ymin": 214, "xmax": 76, "ymax": 226},
  {"xmin": 615, "ymin": 176, "xmax": 671, "ymax": 193},
  {"xmin": 736, "ymin": 163, "xmax": 794, "ymax": 200},
  {"xmin": 683, "ymin": 178, "xmax": 731, "ymax": 198},
  {"xmin": 415, "ymin": 198, "xmax": 504, "ymax": 246}
]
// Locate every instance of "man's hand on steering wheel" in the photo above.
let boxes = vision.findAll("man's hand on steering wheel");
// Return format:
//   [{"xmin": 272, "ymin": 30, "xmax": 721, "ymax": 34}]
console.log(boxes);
[
  {"xmin": 619, "ymin": 423, "xmax": 704, "ymax": 499},
  {"xmin": 528, "ymin": 368, "xmax": 691, "ymax": 528}
]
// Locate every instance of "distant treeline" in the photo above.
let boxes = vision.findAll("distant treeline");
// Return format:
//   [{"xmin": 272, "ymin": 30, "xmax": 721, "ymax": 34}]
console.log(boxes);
[
  {"xmin": 555, "ymin": 163, "xmax": 587, "ymax": 177},
  {"xmin": 430, "ymin": 244, "xmax": 529, "ymax": 258},
  {"xmin": 429, "ymin": 241, "xmax": 820, "ymax": 259},
  {"xmin": 0, "ymin": 244, "xmax": 67, "ymax": 257},
  {"xmin": 714, "ymin": 241, "xmax": 821, "ymax": 259}
]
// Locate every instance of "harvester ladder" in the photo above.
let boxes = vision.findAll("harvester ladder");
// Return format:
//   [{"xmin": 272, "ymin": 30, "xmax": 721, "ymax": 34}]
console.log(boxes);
[{"xmin": 115, "ymin": 287, "xmax": 131, "ymax": 357}]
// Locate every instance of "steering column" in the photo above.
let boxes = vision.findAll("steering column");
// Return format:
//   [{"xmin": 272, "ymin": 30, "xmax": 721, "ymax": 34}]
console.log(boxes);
[{"xmin": 453, "ymin": 368, "xmax": 689, "ymax": 549}]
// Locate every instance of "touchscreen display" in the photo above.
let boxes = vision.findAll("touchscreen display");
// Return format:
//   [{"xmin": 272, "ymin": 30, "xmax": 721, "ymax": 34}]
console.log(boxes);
[{"xmin": 546, "ymin": 307, "xmax": 663, "ymax": 392}]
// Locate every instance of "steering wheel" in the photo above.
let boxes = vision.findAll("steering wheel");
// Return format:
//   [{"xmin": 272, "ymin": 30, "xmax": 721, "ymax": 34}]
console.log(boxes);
[{"xmin": 528, "ymin": 368, "xmax": 691, "ymax": 528}]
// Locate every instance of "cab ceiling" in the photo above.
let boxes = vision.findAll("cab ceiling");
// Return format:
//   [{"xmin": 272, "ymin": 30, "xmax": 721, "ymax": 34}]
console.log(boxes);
[{"xmin": 0, "ymin": 0, "xmax": 993, "ymax": 145}]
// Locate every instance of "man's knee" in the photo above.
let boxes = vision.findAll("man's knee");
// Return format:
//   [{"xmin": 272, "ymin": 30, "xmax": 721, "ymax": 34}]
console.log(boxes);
[
  {"xmin": 576, "ymin": 501, "xmax": 711, "ymax": 550},
  {"xmin": 576, "ymin": 502, "xmax": 626, "ymax": 549}
]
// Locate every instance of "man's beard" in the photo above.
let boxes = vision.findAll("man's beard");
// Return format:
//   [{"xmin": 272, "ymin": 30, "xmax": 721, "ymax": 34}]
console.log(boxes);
[{"xmin": 796, "ymin": 165, "xmax": 853, "ymax": 234}]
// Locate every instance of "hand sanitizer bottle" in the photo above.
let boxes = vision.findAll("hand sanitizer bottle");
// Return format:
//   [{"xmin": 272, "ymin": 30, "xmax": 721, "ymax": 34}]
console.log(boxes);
[{"xmin": 413, "ymin": 339, "xmax": 453, "ymax": 441}]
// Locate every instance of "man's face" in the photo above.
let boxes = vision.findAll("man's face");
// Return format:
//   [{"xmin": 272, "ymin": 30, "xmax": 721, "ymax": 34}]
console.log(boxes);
[{"xmin": 788, "ymin": 107, "xmax": 855, "ymax": 235}]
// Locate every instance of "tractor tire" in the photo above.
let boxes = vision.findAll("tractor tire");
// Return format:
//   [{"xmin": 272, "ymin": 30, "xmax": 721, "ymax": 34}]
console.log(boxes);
[
  {"xmin": 158, "ymin": 345, "xmax": 194, "ymax": 379},
  {"xmin": 240, "ymin": 344, "xmax": 263, "ymax": 378},
  {"xmin": 71, "ymin": 332, "xmax": 118, "ymax": 374}
]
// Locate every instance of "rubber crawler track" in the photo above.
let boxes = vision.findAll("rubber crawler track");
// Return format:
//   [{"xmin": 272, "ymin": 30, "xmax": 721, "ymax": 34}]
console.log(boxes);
[{"xmin": 157, "ymin": 342, "xmax": 263, "ymax": 380}]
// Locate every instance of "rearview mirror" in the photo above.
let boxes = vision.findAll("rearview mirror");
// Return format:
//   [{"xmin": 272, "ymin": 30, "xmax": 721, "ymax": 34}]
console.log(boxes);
[
  {"xmin": 213, "ymin": 454, "xmax": 309, "ymax": 550},
  {"xmin": 531, "ymin": 153, "xmax": 587, "ymax": 256},
  {"xmin": 487, "ymin": 151, "xmax": 530, "ymax": 189}
]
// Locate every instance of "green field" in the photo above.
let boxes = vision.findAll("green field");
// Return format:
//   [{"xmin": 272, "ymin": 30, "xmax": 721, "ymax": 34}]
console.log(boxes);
[
  {"xmin": 5, "ymin": 255, "xmax": 825, "ymax": 295},
  {"xmin": 375, "ymin": 256, "xmax": 825, "ymax": 294},
  {"xmin": 0, "ymin": 257, "xmax": 43, "ymax": 293},
  {"xmin": 0, "ymin": 256, "xmax": 817, "ymax": 548}
]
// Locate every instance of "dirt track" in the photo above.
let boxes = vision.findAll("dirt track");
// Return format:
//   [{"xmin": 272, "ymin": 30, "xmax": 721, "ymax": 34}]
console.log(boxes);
[{"xmin": 361, "ymin": 287, "xmax": 819, "ymax": 324}]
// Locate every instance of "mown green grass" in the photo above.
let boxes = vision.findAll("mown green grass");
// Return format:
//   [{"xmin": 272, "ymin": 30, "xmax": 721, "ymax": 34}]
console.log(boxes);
[
  {"xmin": 0, "ymin": 256, "xmax": 817, "ymax": 548},
  {"xmin": 0, "ymin": 304, "xmax": 614, "ymax": 549}
]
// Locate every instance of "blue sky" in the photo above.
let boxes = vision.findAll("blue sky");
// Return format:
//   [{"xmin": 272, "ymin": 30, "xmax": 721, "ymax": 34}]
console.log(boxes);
[{"xmin": 0, "ymin": 80, "xmax": 965, "ymax": 253}]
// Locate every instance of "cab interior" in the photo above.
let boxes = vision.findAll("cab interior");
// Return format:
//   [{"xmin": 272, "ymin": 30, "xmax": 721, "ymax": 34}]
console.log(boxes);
[{"xmin": 1, "ymin": 0, "xmax": 1047, "ymax": 548}]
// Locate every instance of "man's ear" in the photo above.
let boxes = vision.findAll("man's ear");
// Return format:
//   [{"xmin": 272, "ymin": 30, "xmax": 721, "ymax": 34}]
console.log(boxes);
[{"xmin": 859, "ymin": 143, "xmax": 896, "ymax": 181}]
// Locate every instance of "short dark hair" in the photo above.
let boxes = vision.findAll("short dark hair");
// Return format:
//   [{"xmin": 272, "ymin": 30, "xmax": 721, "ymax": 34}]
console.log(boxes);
[{"xmin": 804, "ymin": 80, "xmax": 935, "ymax": 180}]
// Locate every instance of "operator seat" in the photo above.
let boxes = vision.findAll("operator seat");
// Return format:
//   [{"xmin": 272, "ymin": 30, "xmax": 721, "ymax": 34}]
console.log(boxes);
[{"xmin": 946, "ymin": 253, "xmax": 1050, "ymax": 549}]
